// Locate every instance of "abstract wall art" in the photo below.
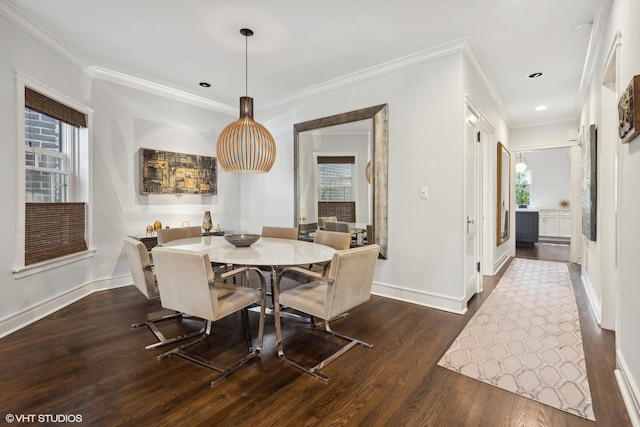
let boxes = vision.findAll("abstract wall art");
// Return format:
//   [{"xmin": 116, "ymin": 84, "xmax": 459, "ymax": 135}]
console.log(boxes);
[
  {"xmin": 140, "ymin": 148, "xmax": 217, "ymax": 195},
  {"xmin": 581, "ymin": 125, "xmax": 597, "ymax": 241}
]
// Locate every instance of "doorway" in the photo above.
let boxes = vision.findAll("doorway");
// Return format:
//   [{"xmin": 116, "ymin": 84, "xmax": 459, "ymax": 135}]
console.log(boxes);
[{"xmin": 514, "ymin": 147, "xmax": 571, "ymax": 263}]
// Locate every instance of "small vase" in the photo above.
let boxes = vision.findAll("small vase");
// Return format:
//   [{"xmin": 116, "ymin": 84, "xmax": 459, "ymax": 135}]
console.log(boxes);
[{"xmin": 202, "ymin": 211, "xmax": 213, "ymax": 232}]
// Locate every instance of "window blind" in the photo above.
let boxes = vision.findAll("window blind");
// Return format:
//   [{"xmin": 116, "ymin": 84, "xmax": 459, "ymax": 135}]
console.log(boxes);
[
  {"xmin": 25, "ymin": 202, "xmax": 88, "ymax": 265},
  {"xmin": 25, "ymin": 87, "xmax": 87, "ymax": 128},
  {"xmin": 317, "ymin": 156, "xmax": 355, "ymax": 164}
]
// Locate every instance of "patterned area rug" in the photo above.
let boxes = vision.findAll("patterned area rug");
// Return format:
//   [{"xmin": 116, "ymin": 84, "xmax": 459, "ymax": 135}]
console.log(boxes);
[{"xmin": 438, "ymin": 258, "xmax": 594, "ymax": 420}]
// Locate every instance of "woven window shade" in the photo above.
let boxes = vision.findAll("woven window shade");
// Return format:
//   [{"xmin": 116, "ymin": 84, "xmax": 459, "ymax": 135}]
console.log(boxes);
[
  {"xmin": 317, "ymin": 156, "xmax": 355, "ymax": 164},
  {"xmin": 25, "ymin": 203, "xmax": 88, "ymax": 265},
  {"xmin": 25, "ymin": 87, "xmax": 87, "ymax": 128},
  {"xmin": 318, "ymin": 201, "xmax": 356, "ymax": 222}
]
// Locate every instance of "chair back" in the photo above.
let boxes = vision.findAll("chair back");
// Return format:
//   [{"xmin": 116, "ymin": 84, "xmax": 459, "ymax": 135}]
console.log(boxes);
[
  {"xmin": 325, "ymin": 221, "xmax": 350, "ymax": 233},
  {"xmin": 318, "ymin": 216, "xmax": 337, "ymax": 229},
  {"xmin": 298, "ymin": 222, "xmax": 318, "ymax": 240},
  {"xmin": 366, "ymin": 224, "xmax": 374, "ymax": 244},
  {"xmin": 325, "ymin": 244, "xmax": 379, "ymax": 318},
  {"xmin": 313, "ymin": 230, "xmax": 351, "ymax": 250},
  {"xmin": 123, "ymin": 237, "xmax": 158, "ymax": 299},
  {"xmin": 156, "ymin": 226, "xmax": 202, "ymax": 245},
  {"xmin": 261, "ymin": 226, "xmax": 298, "ymax": 240},
  {"xmin": 151, "ymin": 247, "xmax": 217, "ymax": 320}
]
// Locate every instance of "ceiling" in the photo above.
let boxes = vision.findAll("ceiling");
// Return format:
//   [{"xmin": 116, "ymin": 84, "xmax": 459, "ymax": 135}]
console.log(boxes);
[{"xmin": 3, "ymin": 0, "xmax": 600, "ymax": 129}]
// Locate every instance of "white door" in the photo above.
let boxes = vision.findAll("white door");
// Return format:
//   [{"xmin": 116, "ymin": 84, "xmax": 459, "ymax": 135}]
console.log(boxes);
[{"xmin": 464, "ymin": 104, "xmax": 481, "ymax": 302}]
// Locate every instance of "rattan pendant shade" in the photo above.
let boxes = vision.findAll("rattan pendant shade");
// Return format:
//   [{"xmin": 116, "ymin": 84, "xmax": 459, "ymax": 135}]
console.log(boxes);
[
  {"xmin": 216, "ymin": 28, "xmax": 276, "ymax": 174},
  {"xmin": 217, "ymin": 96, "xmax": 276, "ymax": 173}
]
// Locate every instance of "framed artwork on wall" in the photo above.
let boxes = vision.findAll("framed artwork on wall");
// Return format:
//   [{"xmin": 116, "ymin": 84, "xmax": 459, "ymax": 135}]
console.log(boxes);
[
  {"xmin": 140, "ymin": 148, "xmax": 217, "ymax": 195},
  {"xmin": 618, "ymin": 75, "xmax": 640, "ymax": 144},
  {"xmin": 581, "ymin": 125, "xmax": 597, "ymax": 241}
]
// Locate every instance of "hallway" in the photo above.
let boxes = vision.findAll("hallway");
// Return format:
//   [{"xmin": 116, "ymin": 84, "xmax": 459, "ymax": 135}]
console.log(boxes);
[{"xmin": 516, "ymin": 241, "xmax": 570, "ymax": 262}]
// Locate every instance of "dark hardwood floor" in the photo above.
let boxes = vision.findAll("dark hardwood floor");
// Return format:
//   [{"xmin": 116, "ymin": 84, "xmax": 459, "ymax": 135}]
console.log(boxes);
[
  {"xmin": 516, "ymin": 241, "xmax": 571, "ymax": 262},
  {"xmin": 0, "ymin": 261, "xmax": 631, "ymax": 426}
]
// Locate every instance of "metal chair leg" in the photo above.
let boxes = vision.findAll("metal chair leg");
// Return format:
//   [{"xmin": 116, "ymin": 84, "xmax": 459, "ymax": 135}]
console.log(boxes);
[
  {"xmin": 131, "ymin": 312, "xmax": 206, "ymax": 350},
  {"xmin": 274, "ymin": 307, "xmax": 371, "ymax": 382}
]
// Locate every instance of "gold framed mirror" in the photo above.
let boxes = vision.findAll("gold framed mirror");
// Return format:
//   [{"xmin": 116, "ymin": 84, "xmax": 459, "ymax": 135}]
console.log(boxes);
[
  {"xmin": 294, "ymin": 104, "xmax": 388, "ymax": 258},
  {"xmin": 496, "ymin": 141, "xmax": 511, "ymax": 245}
]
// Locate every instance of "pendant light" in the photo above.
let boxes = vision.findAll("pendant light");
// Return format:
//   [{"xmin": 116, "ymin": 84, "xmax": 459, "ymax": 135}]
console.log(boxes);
[
  {"xmin": 515, "ymin": 152, "xmax": 527, "ymax": 172},
  {"xmin": 216, "ymin": 28, "xmax": 276, "ymax": 173}
]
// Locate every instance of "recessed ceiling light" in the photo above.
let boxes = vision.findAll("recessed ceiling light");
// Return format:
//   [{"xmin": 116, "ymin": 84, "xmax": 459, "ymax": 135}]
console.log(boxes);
[
  {"xmin": 528, "ymin": 72, "xmax": 543, "ymax": 79},
  {"xmin": 535, "ymin": 105, "xmax": 548, "ymax": 111},
  {"xmin": 199, "ymin": 82, "xmax": 211, "ymax": 88}
]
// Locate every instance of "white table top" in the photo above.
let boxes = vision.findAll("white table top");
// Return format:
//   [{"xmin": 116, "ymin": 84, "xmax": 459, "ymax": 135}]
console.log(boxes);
[{"xmin": 164, "ymin": 236, "xmax": 336, "ymax": 267}]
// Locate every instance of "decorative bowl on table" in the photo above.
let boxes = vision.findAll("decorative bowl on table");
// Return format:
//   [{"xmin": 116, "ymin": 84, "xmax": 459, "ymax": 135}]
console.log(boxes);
[{"xmin": 224, "ymin": 234, "xmax": 260, "ymax": 247}]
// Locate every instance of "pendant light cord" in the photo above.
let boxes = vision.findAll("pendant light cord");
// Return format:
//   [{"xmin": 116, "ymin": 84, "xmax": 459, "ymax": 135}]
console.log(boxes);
[{"xmin": 245, "ymin": 32, "xmax": 248, "ymax": 97}]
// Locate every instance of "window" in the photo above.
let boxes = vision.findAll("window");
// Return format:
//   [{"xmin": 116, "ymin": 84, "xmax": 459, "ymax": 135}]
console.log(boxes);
[
  {"xmin": 25, "ymin": 107, "xmax": 72, "ymax": 202},
  {"xmin": 516, "ymin": 170, "xmax": 532, "ymax": 207},
  {"xmin": 317, "ymin": 156, "xmax": 354, "ymax": 201},
  {"xmin": 16, "ymin": 83, "xmax": 91, "ymax": 271},
  {"xmin": 316, "ymin": 155, "xmax": 357, "ymax": 222}
]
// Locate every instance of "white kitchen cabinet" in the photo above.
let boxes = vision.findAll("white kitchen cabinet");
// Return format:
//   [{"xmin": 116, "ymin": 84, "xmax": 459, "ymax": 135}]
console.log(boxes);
[{"xmin": 539, "ymin": 210, "xmax": 571, "ymax": 237}]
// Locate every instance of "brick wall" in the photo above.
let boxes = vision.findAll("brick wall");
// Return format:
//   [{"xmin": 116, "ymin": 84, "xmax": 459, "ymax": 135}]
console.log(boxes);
[{"xmin": 523, "ymin": 147, "xmax": 571, "ymax": 209}]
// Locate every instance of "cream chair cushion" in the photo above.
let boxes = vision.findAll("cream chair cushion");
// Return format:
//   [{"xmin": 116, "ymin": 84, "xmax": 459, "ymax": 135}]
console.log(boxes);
[
  {"xmin": 313, "ymin": 230, "xmax": 351, "ymax": 250},
  {"xmin": 261, "ymin": 226, "xmax": 298, "ymax": 240},
  {"xmin": 123, "ymin": 237, "xmax": 158, "ymax": 299},
  {"xmin": 151, "ymin": 247, "xmax": 261, "ymax": 321},
  {"xmin": 279, "ymin": 244, "xmax": 379, "ymax": 320},
  {"xmin": 156, "ymin": 226, "xmax": 202, "ymax": 246}
]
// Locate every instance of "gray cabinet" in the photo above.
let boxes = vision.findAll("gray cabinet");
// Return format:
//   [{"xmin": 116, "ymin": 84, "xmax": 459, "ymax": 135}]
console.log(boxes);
[{"xmin": 516, "ymin": 211, "xmax": 539, "ymax": 244}]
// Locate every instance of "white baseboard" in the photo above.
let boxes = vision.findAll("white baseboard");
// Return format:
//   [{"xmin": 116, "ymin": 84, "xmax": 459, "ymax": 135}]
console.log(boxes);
[
  {"xmin": 580, "ymin": 266, "xmax": 602, "ymax": 326},
  {"xmin": 0, "ymin": 274, "xmax": 132, "ymax": 339},
  {"xmin": 372, "ymin": 281, "xmax": 467, "ymax": 314},
  {"xmin": 616, "ymin": 351, "xmax": 640, "ymax": 427},
  {"xmin": 493, "ymin": 253, "xmax": 510, "ymax": 275}
]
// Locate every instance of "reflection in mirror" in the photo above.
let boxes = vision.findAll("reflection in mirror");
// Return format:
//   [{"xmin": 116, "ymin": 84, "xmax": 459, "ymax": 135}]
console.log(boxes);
[
  {"xmin": 496, "ymin": 141, "xmax": 511, "ymax": 245},
  {"xmin": 294, "ymin": 105, "xmax": 388, "ymax": 258}
]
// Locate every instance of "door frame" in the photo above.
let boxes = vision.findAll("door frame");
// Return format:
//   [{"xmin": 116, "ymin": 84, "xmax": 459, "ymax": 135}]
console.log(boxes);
[{"xmin": 464, "ymin": 97, "xmax": 485, "ymax": 299}]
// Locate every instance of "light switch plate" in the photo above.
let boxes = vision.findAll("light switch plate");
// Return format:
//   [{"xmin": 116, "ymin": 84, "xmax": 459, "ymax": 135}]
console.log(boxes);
[{"xmin": 420, "ymin": 186, "xmax": 428, "ymax": 199}]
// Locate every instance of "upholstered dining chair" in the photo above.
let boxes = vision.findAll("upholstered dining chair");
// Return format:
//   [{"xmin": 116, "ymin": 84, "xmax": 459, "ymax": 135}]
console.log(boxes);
[
  {"xmin": 261, "ymin": 226, "xmax": 298, "ymax": 240},
  {"xmin": 297, "ymin": 222, "xmax": 318, "ymax": 242},
  {"xmin": 156, "ymin": 225, "xmax": 202, "ymax": 246},
  {"xmin": 324, "ymin": 221, "xmax": 350, "ymax": 234},
  {"xmin": 311, "ymin": 230, "xmax": 351, "ymax": 274},
  {"xmin": 123, "ymin": 237, "xmax": 205, "ymax": 350},
  {"xmin": 366, "ymin": 224, "xmax": 374, "ymax": 244},
  {"xmin": 260, "ymin": 226, "xmax": 299, "ymax": 296},
  {"xmin": 151, "ymin": 246, "xmax": 266, "ymax": 386},
  {"xmin": 273, "ymin": 244, "xmax": 380, "ymax": 382},
  {"xmin": 318, "ymin": 216, "xmax": 337, "ymax": 230}
]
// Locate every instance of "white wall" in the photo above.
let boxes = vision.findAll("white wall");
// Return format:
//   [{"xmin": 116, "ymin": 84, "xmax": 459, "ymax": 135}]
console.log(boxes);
[
  {"xmin": 1, "ymin": 19, "xmax": 510, "ymax": 328},
  {"xmin": 89, "ymin": 80, "xmax": 238, "ymax": 281},
  {"xmin": 581, "ymin": 0, "xmax": 640, "ymax": 422},
  {"xmin": 521, "ymin": 148, "xmax": 571, "ymax": 210},
  {"xmin": 249, "ymin": 51, "xmax": 496, "ymax": 313},
  {"xmin": 461, "ymin": 54, "xmax": 511, "ymax": 274},
  {"xmin": 0, "ymin": 13, "xmax": 240, "ymax": 335},
  {"xmin": 0, "ymin": 15, "xmax": 98, "ymax": 329}
]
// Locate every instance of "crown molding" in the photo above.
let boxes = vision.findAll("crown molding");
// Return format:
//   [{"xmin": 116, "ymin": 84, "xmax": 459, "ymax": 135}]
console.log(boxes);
[
  {"xmin": 85, "ymin": 66, "xmax": 236, "ymax": 114},
  {"xmin": 460, "ymin": 39, "xmax": 512, "ymax": 127},
  {"xmin": 577, "ymin": 0, "xmax": 614, "ymax": 107},
  {"xmin": 264, "ymin": 37, "xmax": 511, "ymax": 127},
  {"xmin": 2, "ymin": 0, "xmax": 508, "ymax": 124},
  {"xmin": 0, "ymin": 0, "xmax": 86, "ymax": 69}
]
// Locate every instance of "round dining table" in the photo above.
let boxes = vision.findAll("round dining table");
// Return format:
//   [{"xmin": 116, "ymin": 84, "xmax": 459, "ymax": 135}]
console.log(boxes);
[{"xmin": 164, "ymin": 235, "xmax": 336, "ymax": 267}]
